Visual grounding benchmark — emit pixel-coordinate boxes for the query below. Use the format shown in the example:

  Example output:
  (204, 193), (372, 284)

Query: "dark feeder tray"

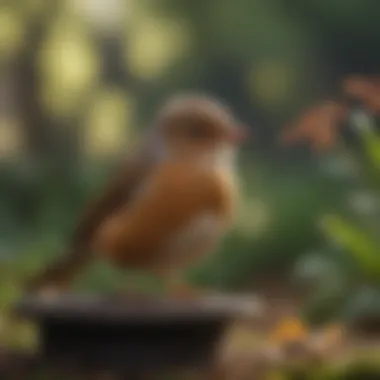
(14, 293), (262, 375)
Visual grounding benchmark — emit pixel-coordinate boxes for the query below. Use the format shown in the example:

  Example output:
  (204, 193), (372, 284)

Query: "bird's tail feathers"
(24, 247), (92, 294)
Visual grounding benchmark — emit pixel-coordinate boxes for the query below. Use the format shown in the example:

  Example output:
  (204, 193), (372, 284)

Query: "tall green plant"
(295, 110), (380, 325)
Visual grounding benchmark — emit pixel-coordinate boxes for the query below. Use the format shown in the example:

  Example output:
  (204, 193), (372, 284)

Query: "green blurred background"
(1, 0), (380, 339)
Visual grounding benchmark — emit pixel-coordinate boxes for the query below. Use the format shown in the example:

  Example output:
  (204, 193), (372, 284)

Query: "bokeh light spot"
(38, 17), (99, 117)
(83, 88), (135, 158)
(125, 17), (191, 80)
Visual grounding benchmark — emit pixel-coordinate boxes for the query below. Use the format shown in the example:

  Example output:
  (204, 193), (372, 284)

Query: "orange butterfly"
(278, 101), (348, 152)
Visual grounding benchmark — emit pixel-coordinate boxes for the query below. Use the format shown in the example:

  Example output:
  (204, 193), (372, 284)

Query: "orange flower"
(343, 75), (380, 115)
(278, 101), (348, 152)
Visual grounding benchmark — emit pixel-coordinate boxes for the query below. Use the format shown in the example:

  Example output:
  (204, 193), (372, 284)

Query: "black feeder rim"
(14, 293), (263, 374)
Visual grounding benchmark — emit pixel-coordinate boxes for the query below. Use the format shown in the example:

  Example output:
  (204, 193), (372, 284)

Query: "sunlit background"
(1, 0), (380, 378)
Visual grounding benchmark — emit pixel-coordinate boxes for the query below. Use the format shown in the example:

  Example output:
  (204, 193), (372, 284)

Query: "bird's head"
(151, 94), (248, 165)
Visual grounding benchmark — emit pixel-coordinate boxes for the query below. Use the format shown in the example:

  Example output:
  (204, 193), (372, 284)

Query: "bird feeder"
(14, 293), (262, 378)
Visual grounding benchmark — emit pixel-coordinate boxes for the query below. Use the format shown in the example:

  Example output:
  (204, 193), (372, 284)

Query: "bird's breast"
(94, 161), (239, 270)
(148, 167), (239, 271)
(158, 212), (225, 267)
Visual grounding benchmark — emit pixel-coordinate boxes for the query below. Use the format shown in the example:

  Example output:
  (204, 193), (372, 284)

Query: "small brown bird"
(27, 94), (247, 297)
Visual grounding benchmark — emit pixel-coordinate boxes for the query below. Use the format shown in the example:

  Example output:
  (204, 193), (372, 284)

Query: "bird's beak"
(227, 125), (251, 144)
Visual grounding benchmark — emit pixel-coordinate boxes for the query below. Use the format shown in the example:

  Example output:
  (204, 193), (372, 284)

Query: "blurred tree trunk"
(15, 7), (56, 161)
(14, 1), (80, 168)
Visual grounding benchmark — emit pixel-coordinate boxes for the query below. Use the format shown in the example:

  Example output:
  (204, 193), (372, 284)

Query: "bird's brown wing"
(26, 141), (156, 292)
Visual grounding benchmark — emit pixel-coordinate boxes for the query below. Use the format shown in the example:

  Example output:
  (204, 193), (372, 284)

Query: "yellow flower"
(269, 317), (308, 344)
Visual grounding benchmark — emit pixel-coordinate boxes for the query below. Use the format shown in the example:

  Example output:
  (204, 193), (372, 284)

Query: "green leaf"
(361, 129), (380, 171)
(320, 214), (380, 279)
